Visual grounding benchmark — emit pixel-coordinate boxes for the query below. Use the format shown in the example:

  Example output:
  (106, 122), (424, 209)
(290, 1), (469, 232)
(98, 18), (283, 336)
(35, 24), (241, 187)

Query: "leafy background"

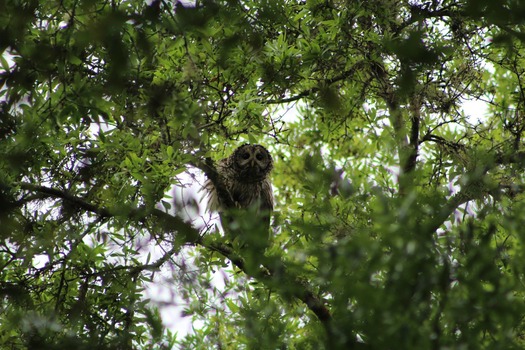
(2, 0), (525, 349)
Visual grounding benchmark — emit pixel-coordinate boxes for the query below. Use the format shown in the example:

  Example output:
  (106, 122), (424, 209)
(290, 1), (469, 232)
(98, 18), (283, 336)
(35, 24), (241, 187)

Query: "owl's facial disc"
(233, 144), (272, 181)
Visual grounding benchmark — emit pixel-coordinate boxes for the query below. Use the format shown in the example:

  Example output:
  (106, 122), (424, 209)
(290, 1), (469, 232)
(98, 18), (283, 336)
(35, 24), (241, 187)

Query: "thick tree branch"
(13, 181), (334, 328)
(421, 147), (525, 234)
(405, 96), (422, 175)
(192, 160), (335, 324)
(372, 58), (413, 194)
(15, 182), (200, 241)
(422, 188), (473, 235)
(203, 240), (332, 323)
(16, 182), (112, 217)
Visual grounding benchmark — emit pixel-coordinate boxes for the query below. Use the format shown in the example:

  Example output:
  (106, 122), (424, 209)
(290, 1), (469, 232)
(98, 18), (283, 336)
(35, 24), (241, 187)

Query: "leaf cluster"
(3, 0), (525, 349)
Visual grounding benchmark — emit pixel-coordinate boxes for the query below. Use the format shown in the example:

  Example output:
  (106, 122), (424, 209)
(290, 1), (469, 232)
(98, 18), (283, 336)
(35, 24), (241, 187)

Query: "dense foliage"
(3, 0), (525, 348)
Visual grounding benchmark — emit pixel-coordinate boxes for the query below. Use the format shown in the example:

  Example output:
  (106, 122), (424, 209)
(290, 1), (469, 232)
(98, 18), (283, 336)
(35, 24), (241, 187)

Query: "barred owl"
(203, 144), (274, 235)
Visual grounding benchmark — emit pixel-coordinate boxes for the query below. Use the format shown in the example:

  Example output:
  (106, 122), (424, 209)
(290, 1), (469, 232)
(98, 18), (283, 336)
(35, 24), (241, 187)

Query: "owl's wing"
(259, 180), (274, 237)
(260, 179), (274, 212)
(201, 177), (220, 213)
(200, 158), (230, 213)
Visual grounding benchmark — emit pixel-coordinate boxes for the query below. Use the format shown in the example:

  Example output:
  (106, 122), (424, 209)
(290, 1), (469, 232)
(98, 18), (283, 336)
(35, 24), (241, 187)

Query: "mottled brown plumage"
(203, 144), (274, 235)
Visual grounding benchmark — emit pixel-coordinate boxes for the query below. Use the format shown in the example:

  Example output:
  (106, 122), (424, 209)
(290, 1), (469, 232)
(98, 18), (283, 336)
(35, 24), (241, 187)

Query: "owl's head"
(231, 144), (273, 182)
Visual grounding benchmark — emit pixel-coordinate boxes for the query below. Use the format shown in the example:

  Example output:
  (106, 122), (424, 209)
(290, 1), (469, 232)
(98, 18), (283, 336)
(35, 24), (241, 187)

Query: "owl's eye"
(242, 152), (250, 160)
(256, 153), (264, 161)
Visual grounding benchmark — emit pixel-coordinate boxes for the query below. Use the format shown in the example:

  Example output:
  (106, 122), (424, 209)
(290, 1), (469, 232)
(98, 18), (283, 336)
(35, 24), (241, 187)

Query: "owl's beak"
(250, 158), (256, 167)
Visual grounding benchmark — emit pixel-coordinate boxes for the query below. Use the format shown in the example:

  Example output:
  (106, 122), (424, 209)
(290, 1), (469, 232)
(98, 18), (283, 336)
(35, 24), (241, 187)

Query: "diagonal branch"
(422, 189), (473, 235)
(186, 161), (335, 324)
(203, 240), (332, 323)
(421, 148), (525, 235)
(12, 181), (334, 327)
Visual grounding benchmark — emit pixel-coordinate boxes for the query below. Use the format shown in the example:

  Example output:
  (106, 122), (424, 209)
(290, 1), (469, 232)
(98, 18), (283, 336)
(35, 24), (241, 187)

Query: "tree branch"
(420, 153), (519, 235)
(80, 244), (180, 279)
(203, 240), (332, 322)
(405, 96), (422, 175)
(422, 189), (473, 235)
(396, 6), (459, 34)
(264, 63), (364, 105)
(15, 182), (200, 241)
(265, 89), (317, 105)
(13, 181), (334, 327)
(16, 182), (112, 217)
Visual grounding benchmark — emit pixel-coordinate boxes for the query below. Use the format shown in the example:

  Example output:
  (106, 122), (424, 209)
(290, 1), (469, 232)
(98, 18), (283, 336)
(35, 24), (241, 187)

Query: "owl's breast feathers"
(203, 161), (273, 212)
(202, 144), (274, 216)
(229, 179), (274, 212)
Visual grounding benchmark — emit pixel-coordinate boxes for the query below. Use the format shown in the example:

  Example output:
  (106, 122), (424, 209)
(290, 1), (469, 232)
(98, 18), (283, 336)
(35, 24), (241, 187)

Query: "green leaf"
(3, 1), (525, 349)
